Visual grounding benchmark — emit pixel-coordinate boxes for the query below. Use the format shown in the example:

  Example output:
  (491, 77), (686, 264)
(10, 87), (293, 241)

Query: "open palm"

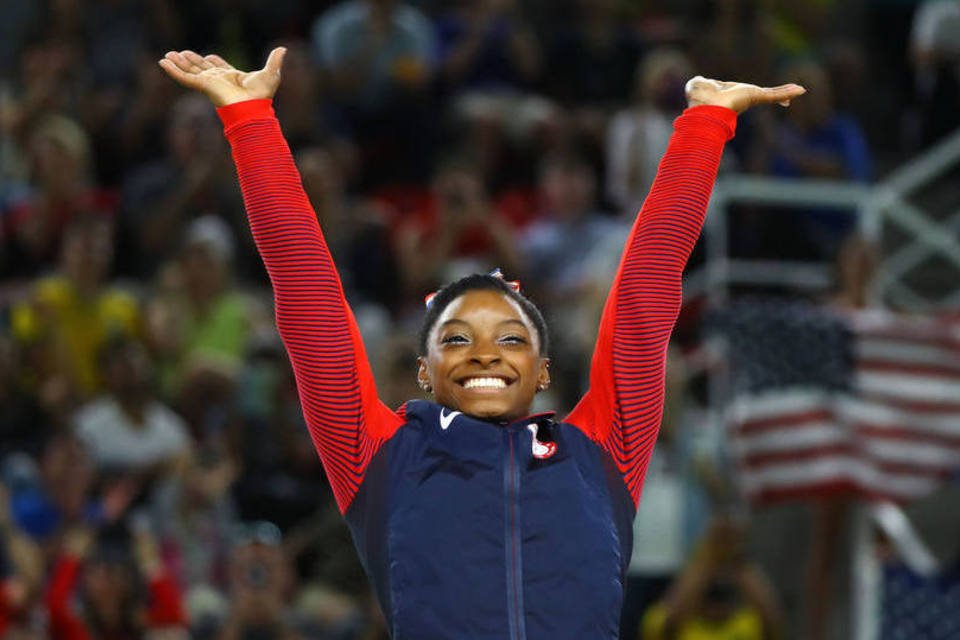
(158, 47), (286, 107)
(685, 76), (806, 113)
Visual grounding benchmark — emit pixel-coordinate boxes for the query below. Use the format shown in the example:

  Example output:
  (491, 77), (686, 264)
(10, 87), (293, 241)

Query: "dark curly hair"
(418, 273), (549, 357)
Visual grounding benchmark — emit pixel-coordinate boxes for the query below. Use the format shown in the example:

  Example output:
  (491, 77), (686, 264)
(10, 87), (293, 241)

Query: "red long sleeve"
(45, 556), (88, 640)
(144, 572), (186, 626)
(219, 100), (404, 514)
(566, 105), (736, 507)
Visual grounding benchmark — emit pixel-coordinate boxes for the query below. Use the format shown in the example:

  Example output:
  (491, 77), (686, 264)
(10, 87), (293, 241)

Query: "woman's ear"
(537, 357), (551, 392)
(417, 357), (432, 394)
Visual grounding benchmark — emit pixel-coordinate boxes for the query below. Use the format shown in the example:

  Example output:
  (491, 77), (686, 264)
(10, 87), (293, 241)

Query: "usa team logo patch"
(527, 424), (557, 459)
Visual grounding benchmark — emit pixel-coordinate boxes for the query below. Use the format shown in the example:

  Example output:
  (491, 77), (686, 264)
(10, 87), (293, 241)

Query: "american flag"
(881, 563), (960, 639)
(713, 298), (960, 504)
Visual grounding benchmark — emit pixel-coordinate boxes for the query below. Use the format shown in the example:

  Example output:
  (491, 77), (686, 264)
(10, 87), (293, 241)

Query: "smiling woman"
(158, 47), (804, 640)
(417, 281), (550, 421)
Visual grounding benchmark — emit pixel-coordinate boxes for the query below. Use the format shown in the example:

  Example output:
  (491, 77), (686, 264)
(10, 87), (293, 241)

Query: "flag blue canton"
(881, 564), (960, 639)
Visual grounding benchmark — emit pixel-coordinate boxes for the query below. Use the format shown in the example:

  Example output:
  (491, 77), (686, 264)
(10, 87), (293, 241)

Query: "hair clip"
(423, 269), (523, 309)
(489, 268), (521, 293)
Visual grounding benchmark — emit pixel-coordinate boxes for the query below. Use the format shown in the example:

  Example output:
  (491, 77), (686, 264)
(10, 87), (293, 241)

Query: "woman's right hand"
(158, 47), (287, 107)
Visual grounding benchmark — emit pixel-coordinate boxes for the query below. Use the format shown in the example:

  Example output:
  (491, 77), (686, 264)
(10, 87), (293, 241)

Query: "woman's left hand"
(158, 47), (286, 107)
(685, 76), (806, 113)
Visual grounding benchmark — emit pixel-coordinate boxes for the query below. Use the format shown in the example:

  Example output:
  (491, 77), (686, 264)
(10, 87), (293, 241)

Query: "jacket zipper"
(503, 428), (526, 640)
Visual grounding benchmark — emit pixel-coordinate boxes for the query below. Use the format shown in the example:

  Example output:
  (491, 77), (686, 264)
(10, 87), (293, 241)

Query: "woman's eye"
(441, 335), (468, 344)
(500, 335), (526, 345)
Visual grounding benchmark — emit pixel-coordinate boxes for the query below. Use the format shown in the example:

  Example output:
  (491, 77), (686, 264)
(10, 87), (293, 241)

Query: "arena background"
(1, 0), (959, 638)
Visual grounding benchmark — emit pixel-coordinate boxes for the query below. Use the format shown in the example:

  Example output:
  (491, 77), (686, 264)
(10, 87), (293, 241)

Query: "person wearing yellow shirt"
(641, 516), (783, 640)
(12, 216), (139, 401)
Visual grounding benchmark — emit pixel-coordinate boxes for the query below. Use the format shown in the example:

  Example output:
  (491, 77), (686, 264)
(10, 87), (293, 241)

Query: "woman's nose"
(469, 342), (501, 366)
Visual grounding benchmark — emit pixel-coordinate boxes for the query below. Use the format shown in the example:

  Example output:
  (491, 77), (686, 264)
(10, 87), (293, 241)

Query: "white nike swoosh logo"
(439, 409), (462, 430)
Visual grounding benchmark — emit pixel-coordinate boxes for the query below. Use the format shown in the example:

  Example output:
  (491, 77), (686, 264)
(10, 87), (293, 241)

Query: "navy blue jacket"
(347, 401), (635, 639)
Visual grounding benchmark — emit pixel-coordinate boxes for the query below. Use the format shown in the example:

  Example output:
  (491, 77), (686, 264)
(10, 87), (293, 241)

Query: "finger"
(204, 54), (233, 70)
(182, 49), (212, 71)
(163, 51), (199, 74)
(757, 84), (806, 107)
(158, 58), (204, 89)
(263, 46), (287, 77)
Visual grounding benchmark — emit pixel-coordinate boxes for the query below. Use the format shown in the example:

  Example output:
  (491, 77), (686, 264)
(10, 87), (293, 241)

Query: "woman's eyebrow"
(498, 319), (529, 330)
(438, 318), (528, 330)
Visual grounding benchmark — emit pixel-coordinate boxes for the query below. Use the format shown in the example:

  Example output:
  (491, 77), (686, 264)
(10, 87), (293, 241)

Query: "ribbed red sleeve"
(219, 99), (404, 514)
(566, 105), (736, 507)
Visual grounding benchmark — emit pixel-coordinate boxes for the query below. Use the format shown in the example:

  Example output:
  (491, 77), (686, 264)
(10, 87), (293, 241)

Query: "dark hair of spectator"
(417, 274), (550, 357)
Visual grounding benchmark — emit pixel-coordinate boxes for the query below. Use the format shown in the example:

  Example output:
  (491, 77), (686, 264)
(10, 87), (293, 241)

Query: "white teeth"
(463, 377), (508, 390)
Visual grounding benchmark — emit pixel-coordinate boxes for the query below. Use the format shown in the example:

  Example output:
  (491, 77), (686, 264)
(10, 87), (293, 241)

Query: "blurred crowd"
(0, 0), (957, 638)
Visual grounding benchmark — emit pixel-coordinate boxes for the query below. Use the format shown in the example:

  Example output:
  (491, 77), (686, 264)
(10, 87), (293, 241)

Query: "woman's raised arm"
(565, 78), (805, 507)
(159, 49), (404, 514)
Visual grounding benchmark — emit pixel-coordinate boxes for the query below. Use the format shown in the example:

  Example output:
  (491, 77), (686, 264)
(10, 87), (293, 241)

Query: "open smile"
(457, 375), (515, 392)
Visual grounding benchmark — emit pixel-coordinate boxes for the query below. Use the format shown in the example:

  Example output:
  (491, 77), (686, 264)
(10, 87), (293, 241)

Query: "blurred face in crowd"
(181, 242), (228, 303)
(783, 61), (833, 129)
(275, 40), (316, 98)
(419, 289), (549, 421)
(42, 436), (93, 517)
(29, 118), (91, 192)
(539, 158), (596, 220)
(83, 558), (134, 609)
(102, 341), (153, 399)
(167, 95), (221, 165)
(435, 163), (485, 215)
(639, 49), (693, 112)
(60, 217), (114, 289)
(298, 147), (345, 211)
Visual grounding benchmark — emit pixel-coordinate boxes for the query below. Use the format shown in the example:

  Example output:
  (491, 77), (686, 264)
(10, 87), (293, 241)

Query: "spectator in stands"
(8, 435), (93, 549)
(434, 0), (542, 95)
(11, 215), (138, 408)
(312, 0), (436, 187)
(120, 94), (244, 278)
(273, 39), (353, 154)
(145, 215), (261, 436)
(691, 0), (776, 83)
(217, 521), (302, 640)
(395, 153), (521, 298)
(297, 146), (400, 313)
(45, 524), (187, 639)
(433, 0), (556, 191)
(543, 0), (641, 172)
(1, 115), (118, 279)
(518, 151), (621, 403)
(755, 59), (870, 183)
(746, 58), (871, 259)
(0, 334), (52, 461)
(521, 152), (618, 297)
(74, 336), (191, 479)
(0, 485), (44, 636)
(909, 0), (960, 147)
(312, 0), (435, 109)
(151, 450), (239, 595)
(229, 342), (330, 530)
(641, 516), (783, 640)
(116, 54), (183, 172)
(545, 0), (640, 110)
(606, 48), (693, 215)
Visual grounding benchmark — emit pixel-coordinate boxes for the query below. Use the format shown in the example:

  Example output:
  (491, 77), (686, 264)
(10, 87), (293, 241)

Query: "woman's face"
(419, 290), (549, 422)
